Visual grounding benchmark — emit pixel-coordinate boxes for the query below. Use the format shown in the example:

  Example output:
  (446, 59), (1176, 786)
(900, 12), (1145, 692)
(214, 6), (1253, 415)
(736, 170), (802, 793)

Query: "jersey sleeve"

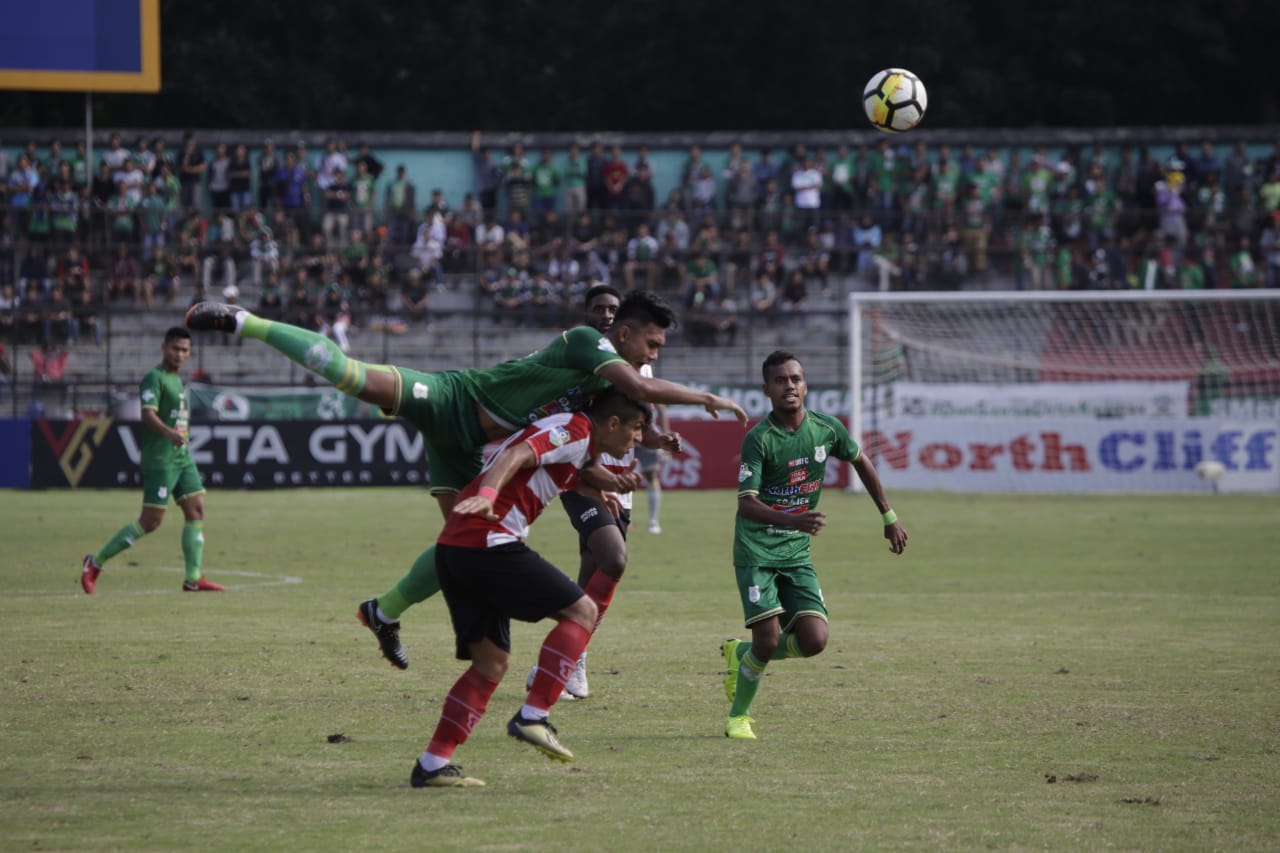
(138, 369), (161, 411)
(737, 429), (765, 498)
(562, 326), (628, 375)
(524, 413), (594, 468)
(827, 412), (861, 462)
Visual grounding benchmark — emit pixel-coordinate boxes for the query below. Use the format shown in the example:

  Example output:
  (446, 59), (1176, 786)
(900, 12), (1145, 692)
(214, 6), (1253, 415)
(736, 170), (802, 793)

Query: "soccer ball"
(1194, 460), (1226, 482)
(863, 68), (928, 133)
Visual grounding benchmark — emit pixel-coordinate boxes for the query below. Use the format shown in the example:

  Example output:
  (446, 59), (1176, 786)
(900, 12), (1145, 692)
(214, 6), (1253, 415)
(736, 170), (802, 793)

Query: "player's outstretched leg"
(357, 598), (408, 669)
(184, 302), (244, 334)
(185, 303), (379, 399)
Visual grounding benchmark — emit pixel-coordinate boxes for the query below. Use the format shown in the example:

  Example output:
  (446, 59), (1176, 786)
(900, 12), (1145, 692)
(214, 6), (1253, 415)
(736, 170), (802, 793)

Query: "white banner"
(891, 382), (1189, 420)
(863, 417), (1278, 492)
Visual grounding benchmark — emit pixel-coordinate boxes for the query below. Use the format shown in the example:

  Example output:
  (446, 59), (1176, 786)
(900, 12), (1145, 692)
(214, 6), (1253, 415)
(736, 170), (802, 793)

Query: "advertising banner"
(655, 419), (850, 491)
(860, 417), (1278, 493)
(23, 416), (1275, 494)
(29, 419), (428, 489)
(0, 419), (31, 488)
(186, 385), (383, 421)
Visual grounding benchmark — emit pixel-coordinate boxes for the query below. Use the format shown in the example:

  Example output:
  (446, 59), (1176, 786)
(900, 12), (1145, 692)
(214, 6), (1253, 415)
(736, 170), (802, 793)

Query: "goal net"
(847, 289), (1280, 493)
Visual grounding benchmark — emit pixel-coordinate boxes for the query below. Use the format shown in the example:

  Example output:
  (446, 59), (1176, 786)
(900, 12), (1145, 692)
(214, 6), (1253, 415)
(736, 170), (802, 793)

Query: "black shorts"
(561, 490), (630, 553)
(435, 542), (584, 661)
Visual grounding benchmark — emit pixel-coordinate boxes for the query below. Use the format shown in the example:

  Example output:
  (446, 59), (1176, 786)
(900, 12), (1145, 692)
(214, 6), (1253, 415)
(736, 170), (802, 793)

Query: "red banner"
(657, 419), (851, 490)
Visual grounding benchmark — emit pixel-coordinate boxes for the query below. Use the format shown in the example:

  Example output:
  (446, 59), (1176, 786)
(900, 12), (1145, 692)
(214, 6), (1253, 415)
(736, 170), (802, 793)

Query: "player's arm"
(141, 407), (185, 448)
(639, 403), (680, 452)
(599, 362), (747, 425)
(851, 453), (908, 555)
(737, 493), (827, 535)
(452, 441), (539, 520)
(578, 459), (642, 495)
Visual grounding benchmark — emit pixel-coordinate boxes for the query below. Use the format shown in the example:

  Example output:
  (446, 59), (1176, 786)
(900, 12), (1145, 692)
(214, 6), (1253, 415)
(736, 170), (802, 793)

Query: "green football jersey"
(733, 410), (859, 566)
(458, 325), (628, 429)
(138, 366), (191, 469)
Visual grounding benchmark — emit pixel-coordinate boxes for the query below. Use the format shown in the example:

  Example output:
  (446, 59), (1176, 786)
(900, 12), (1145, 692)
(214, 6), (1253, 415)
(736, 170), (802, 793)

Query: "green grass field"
(2, 488), (1278, 851)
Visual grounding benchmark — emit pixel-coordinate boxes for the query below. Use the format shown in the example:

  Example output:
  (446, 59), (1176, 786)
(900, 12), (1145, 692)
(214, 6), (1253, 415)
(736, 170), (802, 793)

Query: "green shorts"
(733, 563), (828, 631)
(141, 461), (205, 508)
(387, 367), (487, 496)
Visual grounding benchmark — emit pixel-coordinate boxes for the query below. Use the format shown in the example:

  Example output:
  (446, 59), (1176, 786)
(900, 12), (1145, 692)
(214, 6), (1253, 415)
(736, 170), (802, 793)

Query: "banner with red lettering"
(661, 417), (1278, 492)
(852, 418), (1276, 493)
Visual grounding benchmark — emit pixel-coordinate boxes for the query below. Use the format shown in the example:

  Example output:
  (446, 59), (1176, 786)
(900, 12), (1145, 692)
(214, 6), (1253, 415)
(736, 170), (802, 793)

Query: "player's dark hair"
(584, 283), (622, 311)
(165, 326), (192, 343)
(762, 349), (800, 380)
(614, 290), (678, 331)
(586, 388), (651, 429)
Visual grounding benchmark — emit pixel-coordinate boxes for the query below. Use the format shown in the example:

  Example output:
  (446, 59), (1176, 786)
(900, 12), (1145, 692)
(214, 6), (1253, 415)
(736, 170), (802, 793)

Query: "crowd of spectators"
(2, 130), (1280, 355)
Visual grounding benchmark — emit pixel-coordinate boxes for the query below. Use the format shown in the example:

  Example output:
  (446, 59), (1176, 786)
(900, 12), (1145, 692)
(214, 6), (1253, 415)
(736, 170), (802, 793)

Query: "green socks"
(377, 545), (441, 621)
(181, 521), (204, 582)
(241, 314), (368, 395)
(730, 649), (767, 717)
(95, 521), (145, 566)
(728, 633), (804, 716)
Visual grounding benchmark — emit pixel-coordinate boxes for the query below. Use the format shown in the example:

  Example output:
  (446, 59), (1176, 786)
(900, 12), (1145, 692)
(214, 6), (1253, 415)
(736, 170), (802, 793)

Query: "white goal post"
(847, 289), (1280, 493)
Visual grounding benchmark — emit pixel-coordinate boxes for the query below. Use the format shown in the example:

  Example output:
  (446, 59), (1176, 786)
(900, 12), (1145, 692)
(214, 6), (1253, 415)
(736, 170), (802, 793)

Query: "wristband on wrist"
(478, 486), (499, 503)
(881, 509), (898, 525)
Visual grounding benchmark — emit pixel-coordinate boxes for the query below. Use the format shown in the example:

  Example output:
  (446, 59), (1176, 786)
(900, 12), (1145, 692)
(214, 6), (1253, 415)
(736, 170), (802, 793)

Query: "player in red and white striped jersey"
(440, 411), (596, 549)
(410, 389), (649, 788)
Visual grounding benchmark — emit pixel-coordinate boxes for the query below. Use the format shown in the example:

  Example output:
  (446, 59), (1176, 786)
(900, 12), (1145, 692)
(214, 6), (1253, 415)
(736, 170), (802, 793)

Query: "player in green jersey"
(81, 327), (224, 594)
(184, 291), (746, 668)
(721, 350), (907, 740)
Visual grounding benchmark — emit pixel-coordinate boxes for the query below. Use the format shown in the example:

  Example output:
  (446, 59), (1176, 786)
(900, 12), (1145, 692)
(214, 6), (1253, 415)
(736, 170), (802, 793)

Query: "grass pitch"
(1, 488), (1278, 851)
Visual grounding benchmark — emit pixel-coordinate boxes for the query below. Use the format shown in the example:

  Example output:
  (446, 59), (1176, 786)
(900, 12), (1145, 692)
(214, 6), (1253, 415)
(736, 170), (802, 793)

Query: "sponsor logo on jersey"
(597, 337), (617, 353)
(738, 463), (752, 483)
(579, 507), (598, 523)
(788, 467), (806, 485)
(549, 426), (572, 446)
(764, 481), (821, 497)
(788, 456), (810, 467)
(815, 445), (827, 462)
(413, 382), (430, 399)
(141, 389), (156, 403)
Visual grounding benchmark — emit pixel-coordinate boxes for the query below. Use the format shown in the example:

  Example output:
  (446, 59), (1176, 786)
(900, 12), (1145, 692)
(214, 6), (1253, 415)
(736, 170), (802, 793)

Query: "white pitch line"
(18, 567), (304, 598)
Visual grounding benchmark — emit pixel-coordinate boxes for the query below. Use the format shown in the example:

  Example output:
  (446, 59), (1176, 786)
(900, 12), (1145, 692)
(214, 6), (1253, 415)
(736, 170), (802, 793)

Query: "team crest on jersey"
(549, 426), (572, 446)
(305, 341), (333, 372)
(815, 445), (827, 462)
(738, 463), (752, 483)
(597, 337), (617, 353)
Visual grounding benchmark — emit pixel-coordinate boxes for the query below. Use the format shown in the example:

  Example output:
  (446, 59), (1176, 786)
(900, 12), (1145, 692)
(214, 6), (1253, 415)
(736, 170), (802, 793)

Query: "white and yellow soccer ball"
(863, 68), (928, 133)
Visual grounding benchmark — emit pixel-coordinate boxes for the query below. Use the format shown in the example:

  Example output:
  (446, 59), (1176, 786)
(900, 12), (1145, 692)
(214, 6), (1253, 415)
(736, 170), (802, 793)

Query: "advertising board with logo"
(29, 419), (428, 489)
